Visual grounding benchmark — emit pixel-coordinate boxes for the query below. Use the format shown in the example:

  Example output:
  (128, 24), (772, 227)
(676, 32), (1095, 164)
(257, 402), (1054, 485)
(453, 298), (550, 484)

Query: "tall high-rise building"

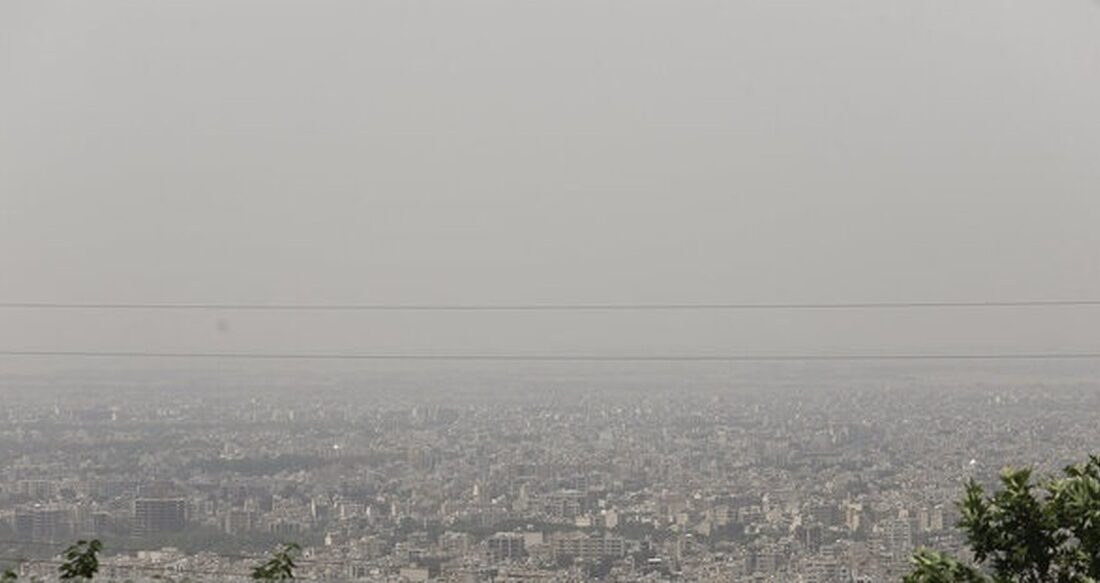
(133, 498), (186, 537)
(13, 505), (72, 542)
(486, 533), (526, 562)
(550, 532), (625, 562)
(223, 509), (257, 534)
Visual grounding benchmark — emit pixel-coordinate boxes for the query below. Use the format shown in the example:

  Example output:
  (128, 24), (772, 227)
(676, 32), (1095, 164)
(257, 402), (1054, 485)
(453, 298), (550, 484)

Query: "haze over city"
(1, 1), (1099, 581)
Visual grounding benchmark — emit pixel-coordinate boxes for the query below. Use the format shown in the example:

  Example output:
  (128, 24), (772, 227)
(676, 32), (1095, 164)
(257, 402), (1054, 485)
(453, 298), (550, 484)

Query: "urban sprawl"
(1, 364), (1097, 581)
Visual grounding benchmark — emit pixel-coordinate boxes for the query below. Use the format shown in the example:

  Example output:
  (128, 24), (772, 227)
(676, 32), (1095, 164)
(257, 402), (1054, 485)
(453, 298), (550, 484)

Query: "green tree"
(251, 543), (300, 580)
(1, 568), (18, 582)
(906, 549), (987, 582)
(906, 455), (1100, 582)
(58, 539), (102, 580)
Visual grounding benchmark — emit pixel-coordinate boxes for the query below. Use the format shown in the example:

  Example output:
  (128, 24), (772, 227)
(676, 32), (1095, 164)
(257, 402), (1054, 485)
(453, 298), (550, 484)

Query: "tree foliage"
(251, 543), (300, 580)
(58, 539), (102, 580)
(906, 455), (1100, 582)
(905, 549), (988, 582)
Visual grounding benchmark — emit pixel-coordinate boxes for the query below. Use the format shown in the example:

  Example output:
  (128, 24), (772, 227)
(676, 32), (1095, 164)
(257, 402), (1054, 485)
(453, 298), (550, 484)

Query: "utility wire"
(3, 350), (1100, 361)
(2, 300), (1100, 311)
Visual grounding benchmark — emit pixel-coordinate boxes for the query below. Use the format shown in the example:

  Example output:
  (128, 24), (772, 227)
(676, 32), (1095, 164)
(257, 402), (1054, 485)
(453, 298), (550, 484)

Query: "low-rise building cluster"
(1, 365), (1096, 580)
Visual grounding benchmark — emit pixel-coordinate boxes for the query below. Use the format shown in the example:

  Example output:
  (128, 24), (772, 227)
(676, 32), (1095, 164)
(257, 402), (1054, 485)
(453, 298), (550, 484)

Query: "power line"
(2, 300), (1100, 311)
(3, 350), (1100, 362)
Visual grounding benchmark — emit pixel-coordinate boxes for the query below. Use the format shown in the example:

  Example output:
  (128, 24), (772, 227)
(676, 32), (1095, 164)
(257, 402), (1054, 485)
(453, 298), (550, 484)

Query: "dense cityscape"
(4, 0), (1098, 580)
(2, 362), (1096, 581)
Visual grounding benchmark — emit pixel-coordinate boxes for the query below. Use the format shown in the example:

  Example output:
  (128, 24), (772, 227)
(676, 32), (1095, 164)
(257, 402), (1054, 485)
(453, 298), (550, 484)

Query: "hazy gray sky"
(2, 0), (1099, 358)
